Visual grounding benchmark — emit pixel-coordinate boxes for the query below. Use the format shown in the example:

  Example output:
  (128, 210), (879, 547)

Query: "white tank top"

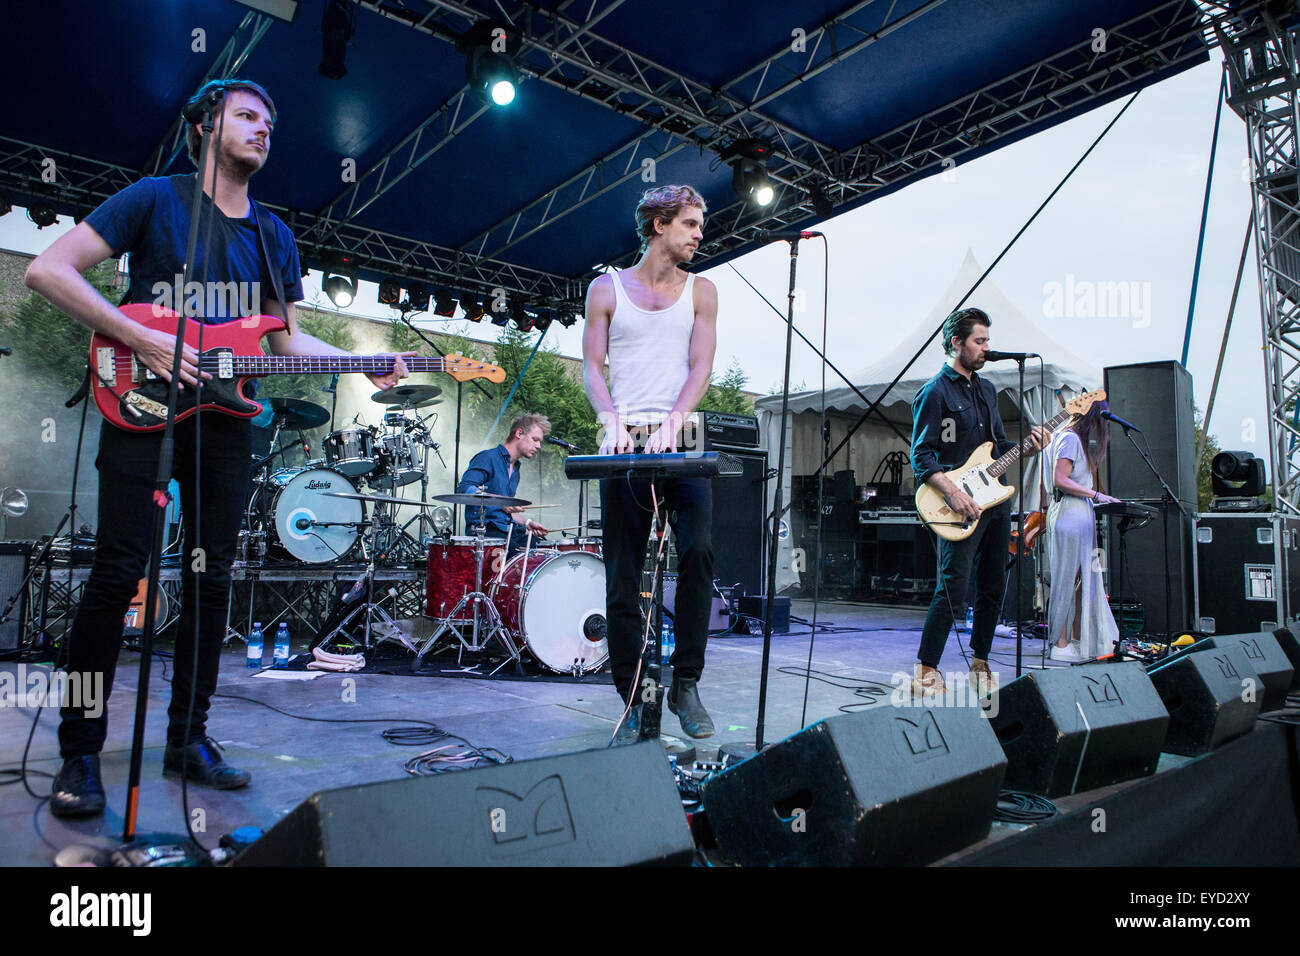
(607, 269), (695, 426)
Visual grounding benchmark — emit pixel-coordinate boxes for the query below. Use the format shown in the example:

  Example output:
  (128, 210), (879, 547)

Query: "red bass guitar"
(89, 304), (505, 432)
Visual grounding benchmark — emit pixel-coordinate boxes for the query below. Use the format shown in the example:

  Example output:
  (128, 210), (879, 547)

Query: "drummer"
(457, 412), (551, 555)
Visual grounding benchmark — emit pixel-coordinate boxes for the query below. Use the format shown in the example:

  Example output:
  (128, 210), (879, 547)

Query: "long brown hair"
(1069, 398), (1110, 470)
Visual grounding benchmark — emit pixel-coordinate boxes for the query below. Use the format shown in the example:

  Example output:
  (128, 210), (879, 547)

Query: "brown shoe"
(911, 663), (946, 700)
(969, 658), (999, 698)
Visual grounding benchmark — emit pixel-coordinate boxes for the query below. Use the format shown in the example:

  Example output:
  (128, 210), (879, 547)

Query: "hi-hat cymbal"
(261, 397), (329, 430)
(372, 384), (442, 407)
(433, 491), (531, 508)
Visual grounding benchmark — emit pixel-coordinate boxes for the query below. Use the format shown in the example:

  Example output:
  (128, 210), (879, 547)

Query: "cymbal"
(372, 384), (442, 407)
(324, 491), (444, 508)
(261, 397), (329, 430)
(433, 491), (531, 508)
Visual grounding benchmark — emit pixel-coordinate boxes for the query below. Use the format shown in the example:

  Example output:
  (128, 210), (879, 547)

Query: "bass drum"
(267, 467), (362, 563)
(492, 549), (607, 674)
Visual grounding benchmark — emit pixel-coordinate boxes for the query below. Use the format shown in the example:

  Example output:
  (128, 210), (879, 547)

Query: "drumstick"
(511, 503), (563, 510)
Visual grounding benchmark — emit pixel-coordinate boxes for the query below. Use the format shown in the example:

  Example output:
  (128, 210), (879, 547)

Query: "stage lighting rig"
(27, 202), (58, 229)
(461, 20), (520, 107)
(725, 139), (774, 207)
(461, 296), (486, 322)
(406, 283), (430, 312)
(509, 300), (533, 332)
(808, 181), (833, 219)
(433, 287), (457, 317)
(318, 0), (355, 79)
(556, 306), (578, 328)
(1211, 450), (1267, 498)
(533, 308), (554, 332)
(378, 276), (402, 306)
(322, 253), (358, 308)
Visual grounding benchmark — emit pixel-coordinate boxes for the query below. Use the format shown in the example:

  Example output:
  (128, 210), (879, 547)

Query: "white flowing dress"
(1047, 431), (1119, 658)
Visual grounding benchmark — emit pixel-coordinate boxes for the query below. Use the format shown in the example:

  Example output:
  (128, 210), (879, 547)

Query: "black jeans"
(58, 415), (250, 758)
(917, 501), (1010, 668)
(600, 476), (713, 703)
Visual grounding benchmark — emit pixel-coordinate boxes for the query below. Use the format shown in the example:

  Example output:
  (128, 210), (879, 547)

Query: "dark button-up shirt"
(911, 363), (1015, 488)
(456, 444), (519, 538)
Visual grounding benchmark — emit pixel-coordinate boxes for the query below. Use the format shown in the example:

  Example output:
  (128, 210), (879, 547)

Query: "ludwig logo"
(1081, 673), (1123, 707)
(893, 712), (950, 761)
(476, 775), (576, 856)
(305, 480), (332, 490)
(1213, 654), (1240, 681)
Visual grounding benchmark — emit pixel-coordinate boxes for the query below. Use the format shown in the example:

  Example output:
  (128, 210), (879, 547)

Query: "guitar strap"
(248, 197), (290, 332)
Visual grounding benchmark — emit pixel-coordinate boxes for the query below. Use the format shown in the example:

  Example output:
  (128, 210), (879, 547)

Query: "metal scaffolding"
(1221, 6), (1300, 514)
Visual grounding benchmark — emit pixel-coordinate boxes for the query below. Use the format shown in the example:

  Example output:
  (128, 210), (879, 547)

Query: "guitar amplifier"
(699, 410), (760, 449)
(0, 542), (31, 651)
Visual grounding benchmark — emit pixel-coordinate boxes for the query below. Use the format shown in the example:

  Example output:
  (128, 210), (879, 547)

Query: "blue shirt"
(84, 173), (303, 323)
(457, 445), (519, 538)
(911, 363), (1015, 488)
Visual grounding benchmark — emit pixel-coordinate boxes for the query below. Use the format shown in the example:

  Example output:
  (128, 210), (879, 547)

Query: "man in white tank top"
(583, 185), (719, 741)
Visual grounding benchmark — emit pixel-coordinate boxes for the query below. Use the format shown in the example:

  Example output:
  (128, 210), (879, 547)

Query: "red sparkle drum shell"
(491, 549), (608, 674)
(553, 537), (602, 554)
(424, 537), (507, 620)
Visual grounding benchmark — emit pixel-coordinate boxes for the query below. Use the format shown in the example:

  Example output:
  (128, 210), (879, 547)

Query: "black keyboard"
(564, 451), (743, 480)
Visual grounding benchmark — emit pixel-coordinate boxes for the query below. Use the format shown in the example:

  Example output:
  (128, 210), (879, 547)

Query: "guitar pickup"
(214, 349), (234, 380)
(96, 347), (115, 383)
(131, 356), (156, 382)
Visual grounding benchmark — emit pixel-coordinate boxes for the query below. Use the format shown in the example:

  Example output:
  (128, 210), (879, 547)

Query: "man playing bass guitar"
(24, 79), (408, 817)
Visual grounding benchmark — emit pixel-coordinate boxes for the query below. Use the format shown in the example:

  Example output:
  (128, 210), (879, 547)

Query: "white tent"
(756, 250), (1104, 592)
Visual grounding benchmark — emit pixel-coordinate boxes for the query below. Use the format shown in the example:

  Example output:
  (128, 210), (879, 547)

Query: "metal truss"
(1220, 6), (1300, 514)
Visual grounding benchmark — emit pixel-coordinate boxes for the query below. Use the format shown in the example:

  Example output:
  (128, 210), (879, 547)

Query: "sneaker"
(163, 736), (251, 790)
(50, 755), (107, 818)
(969, 658), (999, 698)
(911, 663), (946, 700)
(1050, 642), (1084, 663)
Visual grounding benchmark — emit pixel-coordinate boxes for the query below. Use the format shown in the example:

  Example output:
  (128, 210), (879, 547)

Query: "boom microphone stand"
(1123, 426), (1191, 654)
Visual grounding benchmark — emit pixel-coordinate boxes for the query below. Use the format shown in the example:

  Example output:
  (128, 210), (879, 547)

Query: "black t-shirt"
(84, 173), (303, 324)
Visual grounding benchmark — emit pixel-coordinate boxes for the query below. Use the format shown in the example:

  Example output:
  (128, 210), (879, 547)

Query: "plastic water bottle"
(246, 622), (264, 669)
(965, 606), (974, 632)
(661, 619), (675, 662)
(273, 622), (290, 669)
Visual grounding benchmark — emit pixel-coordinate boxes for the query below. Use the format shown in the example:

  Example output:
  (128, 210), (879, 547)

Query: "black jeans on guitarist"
(917, 500), (1010, 668)
(58, 414), (250, 758)
(600, 476), (713, 704)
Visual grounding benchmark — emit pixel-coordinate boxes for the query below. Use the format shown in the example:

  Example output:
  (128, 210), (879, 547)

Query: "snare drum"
(491, 549), (608, 674)
(264, 467), (362, 563)
(554, 537), (601, 555)
(425, 536), (507, 620)
(323, 427), (378, 476)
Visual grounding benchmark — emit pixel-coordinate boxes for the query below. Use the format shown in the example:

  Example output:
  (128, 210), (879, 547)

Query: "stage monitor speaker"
(701, 705), (1006, 866)
(0, 542), (30, 651)
(988, 662), (1169, 796)
(234, 741), (694, 866)
(1167, 633), (1295, 714)
(834, 469), (856, 501)
(711, 447), (765, 597)
(1104, 360), (1196, 505)
(1146, 645), (1261, 755)
(1272, 627), (1300, 691)
(1106, 499), (1194, 638)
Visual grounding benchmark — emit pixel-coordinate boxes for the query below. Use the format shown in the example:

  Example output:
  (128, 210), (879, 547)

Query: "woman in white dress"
(1048, 401), (1121, 662)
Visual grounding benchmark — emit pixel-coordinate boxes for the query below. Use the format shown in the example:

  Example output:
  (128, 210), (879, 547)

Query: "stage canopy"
(0, 0), (1233, 310)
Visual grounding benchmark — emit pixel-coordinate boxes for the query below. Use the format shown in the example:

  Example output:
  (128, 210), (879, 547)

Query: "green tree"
(702, 358), (755, 415)
(254, 305), (356, 403)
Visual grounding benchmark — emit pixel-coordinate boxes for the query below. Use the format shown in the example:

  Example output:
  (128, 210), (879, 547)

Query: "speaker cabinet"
(711, 447), (766, 597)
(1146, 646), (1261, 755)
(1169, 633), (1296, 714)
(1193, 513), (1300, 635)
(988, 662), (1169, 796)
(1104, 361), (1196, 505)
(234, 742), (694, 866)
(0, 542), (30, 651)
(1106, 499), (1194, 638)
(701, 705), (1006, 866)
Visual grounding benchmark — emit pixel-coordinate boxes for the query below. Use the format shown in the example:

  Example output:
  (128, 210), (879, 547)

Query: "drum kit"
(239, 389), (607, 677)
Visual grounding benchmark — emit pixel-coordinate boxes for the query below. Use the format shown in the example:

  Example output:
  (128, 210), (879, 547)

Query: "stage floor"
(0, 599), (1208, 866)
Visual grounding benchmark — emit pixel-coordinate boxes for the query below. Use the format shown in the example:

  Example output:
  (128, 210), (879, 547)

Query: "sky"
(0, 50), (1268, 469)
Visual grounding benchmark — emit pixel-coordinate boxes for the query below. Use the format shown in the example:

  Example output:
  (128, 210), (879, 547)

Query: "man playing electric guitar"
(909, 308), (1046, 700)
(24, 79), (409, 817)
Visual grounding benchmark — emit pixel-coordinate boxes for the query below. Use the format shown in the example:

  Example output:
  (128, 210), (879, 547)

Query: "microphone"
(983, 350), (1040, 362)
(1101, 410), (1142, 433)
(294, 517), (313, 532)
(756, 230), (824, 244)
(546, 435), (580, 452)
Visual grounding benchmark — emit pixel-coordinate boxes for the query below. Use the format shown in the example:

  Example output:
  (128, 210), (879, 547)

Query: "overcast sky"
(1, 51), (1266, 468)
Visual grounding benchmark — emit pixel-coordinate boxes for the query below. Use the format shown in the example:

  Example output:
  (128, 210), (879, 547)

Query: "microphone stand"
(1122, 428), (1191, 654)
(755, 237), (802, 751)
(1014, 357), (1027, 678)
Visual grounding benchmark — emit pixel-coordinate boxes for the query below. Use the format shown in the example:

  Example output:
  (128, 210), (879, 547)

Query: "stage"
(2, 597), (1296, 867)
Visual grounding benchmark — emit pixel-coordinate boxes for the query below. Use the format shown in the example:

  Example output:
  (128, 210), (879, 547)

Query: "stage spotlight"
(727, 138), (774, 207)
(509, 301), (533, 332)
(1211, 450), (1267, 497)
(808, 181), (833, 219)
(378, 277), (402, 306)
(322, 254), (358, 309)
(406, 283), (430, 312)
(533, 308), (554, 332)
(27, 203), (58, 229)
(462, 20), (519, 107)
(489, 306), (510, 327)
(433, 287), (457, 317)
(556, 307), (577, 328)
(461, 296), (486, 322)
(318, 0), (355, 80)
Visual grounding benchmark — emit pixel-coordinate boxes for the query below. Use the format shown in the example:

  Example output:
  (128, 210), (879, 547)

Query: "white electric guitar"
(914, 389), (1106, 542)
